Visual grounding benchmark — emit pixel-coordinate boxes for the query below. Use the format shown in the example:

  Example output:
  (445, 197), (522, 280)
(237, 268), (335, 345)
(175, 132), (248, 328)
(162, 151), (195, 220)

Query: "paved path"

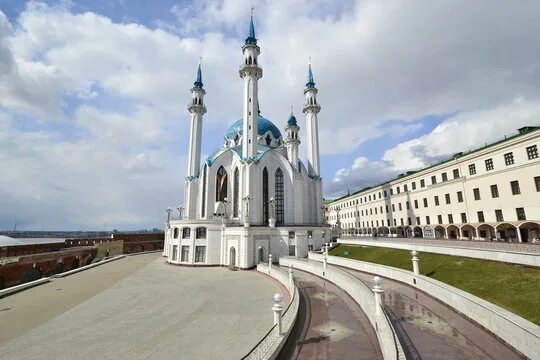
(341, 267), (522, 360)
(278, 268), (382, 360)
(0, 255), (285, 360)
(342, 236), (540, 254)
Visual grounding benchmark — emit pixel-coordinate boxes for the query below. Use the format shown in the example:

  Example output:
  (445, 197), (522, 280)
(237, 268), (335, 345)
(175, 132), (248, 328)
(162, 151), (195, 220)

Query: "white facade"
(164, 15), (328, 268)
(326, 127), (540, 242)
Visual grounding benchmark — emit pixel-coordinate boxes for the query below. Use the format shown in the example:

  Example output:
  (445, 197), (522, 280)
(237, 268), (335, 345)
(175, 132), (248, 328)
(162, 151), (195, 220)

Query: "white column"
(268, 254), (272, 271)
(372, 276), (384, 316)
(411, 250), (420, 276)
(288, 264), (294, 291)
(272, 293), (283, 336)
(517, 227), (523, 243)
(187, 111), (203, 177)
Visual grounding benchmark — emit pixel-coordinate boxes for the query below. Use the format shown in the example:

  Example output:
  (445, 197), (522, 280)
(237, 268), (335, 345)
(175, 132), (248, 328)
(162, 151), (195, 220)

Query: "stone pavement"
(342, 267), (522, 360)
(343, 236), (540, 254)
(278, 268), (382, 360)
(0, 254), (285, 360)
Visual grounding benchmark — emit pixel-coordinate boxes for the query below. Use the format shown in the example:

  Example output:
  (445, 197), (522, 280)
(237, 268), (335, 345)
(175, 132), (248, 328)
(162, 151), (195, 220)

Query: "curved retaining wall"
(337, 238), (540, 267)
(279, 256), (405, 360)
(310, 252), (540, 359)
(241, 263), (300, 360)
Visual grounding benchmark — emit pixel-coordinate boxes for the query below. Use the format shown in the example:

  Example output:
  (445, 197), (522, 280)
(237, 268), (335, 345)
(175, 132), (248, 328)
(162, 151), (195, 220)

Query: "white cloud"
(1, 1), (540, 227)
(329, 100), (540, 197)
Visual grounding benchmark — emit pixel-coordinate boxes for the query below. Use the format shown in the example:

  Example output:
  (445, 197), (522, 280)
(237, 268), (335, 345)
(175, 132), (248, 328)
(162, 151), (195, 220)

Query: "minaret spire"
(246, 6), (257, 45)
(185, 58), (207, 219)
(239, 9), (263, 160)
(303, 58), (323, 224)
(194, 56), (203, 88)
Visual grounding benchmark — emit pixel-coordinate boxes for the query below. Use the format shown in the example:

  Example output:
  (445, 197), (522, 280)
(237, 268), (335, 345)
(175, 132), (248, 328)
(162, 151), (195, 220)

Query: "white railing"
(280, 256), (405, 360)
(316, 253), (540, 359)
(241, 263), (299, 360)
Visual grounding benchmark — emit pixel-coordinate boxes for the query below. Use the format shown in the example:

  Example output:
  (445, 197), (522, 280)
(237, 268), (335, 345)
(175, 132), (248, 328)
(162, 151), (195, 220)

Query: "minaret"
(239, 10), (263, 160)
(303, 60), (321, 178)
(185, 59), (206, 219)
(284, 108), (300, 172)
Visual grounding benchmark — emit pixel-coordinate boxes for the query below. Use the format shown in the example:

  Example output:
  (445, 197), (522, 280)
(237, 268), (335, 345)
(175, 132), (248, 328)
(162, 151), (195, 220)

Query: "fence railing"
(241, 263), (299, 360)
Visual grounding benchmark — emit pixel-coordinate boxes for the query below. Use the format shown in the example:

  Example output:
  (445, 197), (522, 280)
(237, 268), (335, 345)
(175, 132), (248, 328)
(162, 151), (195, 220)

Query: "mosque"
(163, 14), (328, 268)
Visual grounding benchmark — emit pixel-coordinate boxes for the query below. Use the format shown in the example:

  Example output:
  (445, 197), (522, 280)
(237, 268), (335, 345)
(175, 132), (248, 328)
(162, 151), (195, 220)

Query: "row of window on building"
(170, 245), (206, 262)
(172, 227), (207, 239)
(340, 207), (528, 229)
(330, 145), (538, 211)
(328, 176), (540, 222)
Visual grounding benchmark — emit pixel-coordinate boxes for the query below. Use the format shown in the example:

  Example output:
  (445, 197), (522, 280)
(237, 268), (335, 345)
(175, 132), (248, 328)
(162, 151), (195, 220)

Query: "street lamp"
(166, 207), (172, 223)
(268, 197), (276, 227)
(177, 205), (184, 220)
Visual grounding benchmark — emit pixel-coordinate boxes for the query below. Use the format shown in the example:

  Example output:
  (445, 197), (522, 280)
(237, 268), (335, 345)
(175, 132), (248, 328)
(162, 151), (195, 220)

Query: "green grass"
(329, 244), (540, 325)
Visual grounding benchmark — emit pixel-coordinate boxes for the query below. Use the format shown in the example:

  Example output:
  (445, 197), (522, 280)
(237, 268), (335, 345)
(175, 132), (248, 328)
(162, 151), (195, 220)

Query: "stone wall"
(0, 248), (96, 290)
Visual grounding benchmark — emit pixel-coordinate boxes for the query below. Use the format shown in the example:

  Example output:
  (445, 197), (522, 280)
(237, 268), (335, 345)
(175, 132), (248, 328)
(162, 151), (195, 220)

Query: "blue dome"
(287, 114), (297, 127)
(225, 115), (283, 140)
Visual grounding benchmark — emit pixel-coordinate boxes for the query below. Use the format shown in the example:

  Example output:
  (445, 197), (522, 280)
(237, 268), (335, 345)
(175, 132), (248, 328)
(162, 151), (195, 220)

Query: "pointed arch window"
(275, 168), (284, 225)
(265, 134), (272, 146)
(233, 167), (239, 218)
(263, 167), (269, 224)
(201, 164), (207, 218)
(216, 166), (228, 202)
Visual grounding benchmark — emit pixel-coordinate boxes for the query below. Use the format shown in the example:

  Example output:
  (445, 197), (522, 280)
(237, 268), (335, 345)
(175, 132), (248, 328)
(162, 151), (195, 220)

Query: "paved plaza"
(0, 253), (285, 360)
(343, 236), (540, 253)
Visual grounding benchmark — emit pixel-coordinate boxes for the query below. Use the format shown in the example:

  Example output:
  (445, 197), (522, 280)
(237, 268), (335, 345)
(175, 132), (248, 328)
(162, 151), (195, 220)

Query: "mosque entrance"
(257, 247), (264, 264)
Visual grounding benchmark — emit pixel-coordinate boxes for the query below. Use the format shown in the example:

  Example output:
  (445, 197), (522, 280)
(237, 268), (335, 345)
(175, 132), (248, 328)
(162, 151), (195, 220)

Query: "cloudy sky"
(0, 0), (539, 230)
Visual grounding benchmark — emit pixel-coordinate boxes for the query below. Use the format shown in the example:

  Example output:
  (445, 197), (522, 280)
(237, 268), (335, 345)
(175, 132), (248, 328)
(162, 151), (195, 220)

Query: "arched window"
(201, 164), (207, 218)
(265, 134), (272, 146)
(262, 167), (269, 224)
(216, 166), (228, 202)
(173, 228), (179, 238)
(275, 168), (284, 224)
(233, 167), (239, 218)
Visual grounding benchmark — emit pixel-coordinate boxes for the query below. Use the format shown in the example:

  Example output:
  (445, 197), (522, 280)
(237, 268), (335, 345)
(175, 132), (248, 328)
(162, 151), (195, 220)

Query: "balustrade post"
(372, 276), (384, 316)
(411, 250), (420, 275)
(272, 293), (283, 336)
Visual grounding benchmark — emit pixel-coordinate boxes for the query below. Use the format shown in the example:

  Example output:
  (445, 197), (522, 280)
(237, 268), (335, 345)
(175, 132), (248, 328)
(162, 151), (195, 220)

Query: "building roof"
(329, 126), (540, 205)
(287, 113), (297, 127)
(306, 63), (316, 89)
(245, 13), (257, 45)
(206, 144), (276, 166)
(225, 115), (283, 140)
(193, 63), (203, 89)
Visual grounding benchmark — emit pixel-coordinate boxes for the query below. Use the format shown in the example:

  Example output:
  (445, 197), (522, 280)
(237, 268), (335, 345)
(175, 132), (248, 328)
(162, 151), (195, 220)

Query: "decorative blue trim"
(245, 14), (257, 45)
(306, 63), (316, 89)
(193, 63), (203, 89)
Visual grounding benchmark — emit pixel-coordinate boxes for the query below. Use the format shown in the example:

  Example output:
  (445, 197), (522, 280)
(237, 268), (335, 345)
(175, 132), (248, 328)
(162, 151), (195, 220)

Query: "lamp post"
(268, 197), (276, 227)
(177, 205), (184, 220)
(165, 207), (172, 223)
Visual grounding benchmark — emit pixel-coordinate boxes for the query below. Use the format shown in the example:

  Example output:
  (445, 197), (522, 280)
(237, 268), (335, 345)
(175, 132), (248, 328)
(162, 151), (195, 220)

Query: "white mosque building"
(163, 14), (328, 268)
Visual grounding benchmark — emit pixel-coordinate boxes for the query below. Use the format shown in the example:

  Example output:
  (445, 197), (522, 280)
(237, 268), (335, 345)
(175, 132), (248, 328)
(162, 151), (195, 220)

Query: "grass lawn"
(329, 244), (540, 325)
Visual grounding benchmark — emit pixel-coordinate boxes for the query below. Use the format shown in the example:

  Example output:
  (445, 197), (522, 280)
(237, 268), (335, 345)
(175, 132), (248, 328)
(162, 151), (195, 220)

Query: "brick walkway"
(343, 236), (540, 254)
(0, 255), (285, 360)
(278, 268), (382, 360)
(342, 267), (522, 360)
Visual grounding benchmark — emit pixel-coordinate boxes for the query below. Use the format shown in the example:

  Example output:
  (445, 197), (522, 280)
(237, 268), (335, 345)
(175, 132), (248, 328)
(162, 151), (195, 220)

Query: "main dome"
(225, 115), (282, 140)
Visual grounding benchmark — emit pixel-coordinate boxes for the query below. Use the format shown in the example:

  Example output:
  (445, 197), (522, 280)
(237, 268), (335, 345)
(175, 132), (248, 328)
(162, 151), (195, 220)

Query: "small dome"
(287, 114), (297, 127)
(225, 115), (283, 141)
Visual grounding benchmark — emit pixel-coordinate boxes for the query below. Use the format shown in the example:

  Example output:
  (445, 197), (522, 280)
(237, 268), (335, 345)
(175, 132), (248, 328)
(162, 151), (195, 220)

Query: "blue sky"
(0, 0), (539, 230)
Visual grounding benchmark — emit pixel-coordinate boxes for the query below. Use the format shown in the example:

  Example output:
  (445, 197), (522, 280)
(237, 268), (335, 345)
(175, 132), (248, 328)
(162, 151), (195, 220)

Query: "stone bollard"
(411, 250), (420, 276)
(288, 264), (294, 291)
(268, 254), (273, 271)
(272, 293), (283, 336)
(372, 276), (384, 316)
